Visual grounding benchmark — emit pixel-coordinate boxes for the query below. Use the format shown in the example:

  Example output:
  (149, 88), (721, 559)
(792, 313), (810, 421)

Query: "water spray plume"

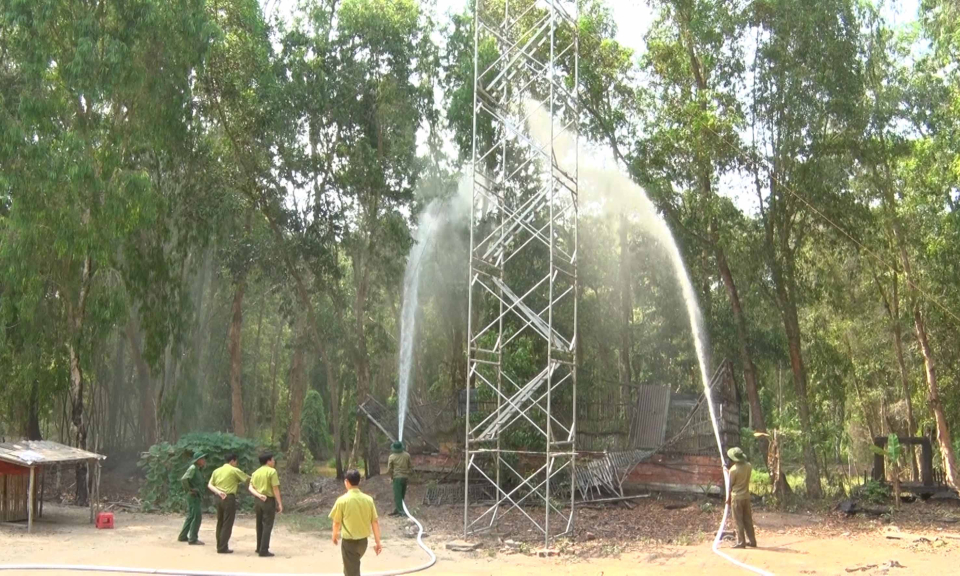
(525, 99), (772, 576)
(397, 178), (472, 442)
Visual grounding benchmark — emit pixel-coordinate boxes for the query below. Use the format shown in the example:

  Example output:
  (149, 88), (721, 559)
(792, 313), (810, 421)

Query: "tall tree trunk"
(349, 416), (362, 469)
(228, 277), (246, 437)
(677, 19), (783, 493)
(107, 331), (125, 450)
(851, 372), (877, 439)
(158, 341), (174, 439)
(324, 349), (344, 479)
(189, 246), (215, 433)
(618, 214), (632, 403)
(286, 322), (307, 474)
(26, 380), (42, 440)
(67, 254), (93, 505)
(874, 269), (921, 481)
(776, 282), (822, 498)
(714, 233), (789, 495)
(451, 322), (465, 396)
(353, 255), (373, 475)
(126, 316), (156, 447)
(366, 421), (381, 478)
(883, 190), (960, 491)
(249, 294), (266, 436)
(269, 326), (282, 444)
(912, 306), (958, 490)
(765, 209), (822, 498)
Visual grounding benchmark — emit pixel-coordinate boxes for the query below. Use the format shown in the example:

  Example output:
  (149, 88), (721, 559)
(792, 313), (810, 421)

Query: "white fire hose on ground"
(0, 500), (436, 576)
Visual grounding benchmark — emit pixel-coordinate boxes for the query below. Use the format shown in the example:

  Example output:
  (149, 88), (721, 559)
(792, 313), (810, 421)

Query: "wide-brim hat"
(192, 451), (207, 463)
(727, 447), (746, 463)
(391, 441), (404, 453)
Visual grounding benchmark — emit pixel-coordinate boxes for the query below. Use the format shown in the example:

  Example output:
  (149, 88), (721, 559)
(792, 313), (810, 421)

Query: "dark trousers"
(255, 497), (277, 554)
(392, 477), (408, 515)
(215, 494), (237, 552)
(732, 498), (757, 547)
(340, 538), (368, 576)
(178, 494), (202, 543)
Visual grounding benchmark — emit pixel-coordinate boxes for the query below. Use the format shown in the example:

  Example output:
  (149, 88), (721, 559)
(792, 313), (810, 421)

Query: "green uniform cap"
(192, 451), (207, 463)
(727, 447), (746, 463)
(391, 441), (404, 453)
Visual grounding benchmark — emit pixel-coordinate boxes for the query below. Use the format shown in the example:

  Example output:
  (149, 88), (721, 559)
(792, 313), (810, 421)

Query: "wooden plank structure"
(871, 435), (954, 499)
(0, 440), (106, 532)
(574, 360), (741, 497)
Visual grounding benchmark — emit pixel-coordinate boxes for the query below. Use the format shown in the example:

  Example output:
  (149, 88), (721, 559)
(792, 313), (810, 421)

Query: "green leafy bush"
(138, 432), (259, 512)
(858, 479), (890, 505)
(301, 390), (332, 459)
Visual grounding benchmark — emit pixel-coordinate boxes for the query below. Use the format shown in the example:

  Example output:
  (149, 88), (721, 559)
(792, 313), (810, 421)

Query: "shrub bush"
(301, 389), (332, 459)
(858, 479), (890, 505)
(138, 432), (258, 512)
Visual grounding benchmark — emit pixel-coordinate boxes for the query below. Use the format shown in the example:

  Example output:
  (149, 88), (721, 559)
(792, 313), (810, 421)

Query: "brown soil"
(15, 458), (960, 576)
(3, 499), (960, 576)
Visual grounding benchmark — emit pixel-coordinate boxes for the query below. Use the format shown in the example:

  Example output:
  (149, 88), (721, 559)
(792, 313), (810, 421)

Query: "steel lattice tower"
(465, 0), (578, 545)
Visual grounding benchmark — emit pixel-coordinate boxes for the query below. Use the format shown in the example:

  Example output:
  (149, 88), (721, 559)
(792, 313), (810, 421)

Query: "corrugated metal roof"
(629, 385), (672, 449)
(0, 440), (105, 466)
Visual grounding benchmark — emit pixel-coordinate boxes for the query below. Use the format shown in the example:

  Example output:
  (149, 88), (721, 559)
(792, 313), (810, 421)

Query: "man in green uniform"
(178, 451), (207, 545)
(725, 447), (757, 549)
(329, 469), (382, 576)
(207, 453), (250, 554)
(386, 441), (412, 517)
(248, 452), (283, 557)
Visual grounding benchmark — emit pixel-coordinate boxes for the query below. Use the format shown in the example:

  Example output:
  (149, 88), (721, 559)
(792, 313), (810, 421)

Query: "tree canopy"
(2, 0), (959, 497)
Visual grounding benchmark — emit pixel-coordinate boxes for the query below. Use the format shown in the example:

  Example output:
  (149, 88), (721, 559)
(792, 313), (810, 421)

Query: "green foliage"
(301, 390), (332, 459)
(871, 433), (902, 464)
(138, 432), (258, 512)
(859, 479), (891, 505)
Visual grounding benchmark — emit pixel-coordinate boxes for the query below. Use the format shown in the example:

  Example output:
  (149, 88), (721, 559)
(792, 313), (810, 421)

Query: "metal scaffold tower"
(465, 0), (579, 545)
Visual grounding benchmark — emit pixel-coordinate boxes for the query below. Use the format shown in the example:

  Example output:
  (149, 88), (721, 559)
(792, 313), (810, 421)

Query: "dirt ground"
(3, 501), (960, 576)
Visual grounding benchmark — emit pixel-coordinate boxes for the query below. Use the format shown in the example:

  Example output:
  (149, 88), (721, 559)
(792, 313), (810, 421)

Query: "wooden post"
(27, 466), (35, 533)
(95, 462), (102, 518)
(89, 461), (94, 524)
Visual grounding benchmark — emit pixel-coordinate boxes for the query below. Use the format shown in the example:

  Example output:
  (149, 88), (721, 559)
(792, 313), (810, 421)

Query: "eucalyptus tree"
(278, 0), (437, 475)
(631, 0), (798, 493)
(0, 0), (215, 499)
(748, 0), (872, 498)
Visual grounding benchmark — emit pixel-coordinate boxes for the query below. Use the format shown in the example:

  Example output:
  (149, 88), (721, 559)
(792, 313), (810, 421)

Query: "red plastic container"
(96, 512), (114, 529)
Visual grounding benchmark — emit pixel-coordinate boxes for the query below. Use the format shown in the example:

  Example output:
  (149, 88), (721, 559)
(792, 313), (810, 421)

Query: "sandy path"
(1, 505), (957, 575)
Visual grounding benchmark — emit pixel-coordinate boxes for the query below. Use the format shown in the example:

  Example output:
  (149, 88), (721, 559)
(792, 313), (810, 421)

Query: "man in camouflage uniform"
(178, 451), (207, 545)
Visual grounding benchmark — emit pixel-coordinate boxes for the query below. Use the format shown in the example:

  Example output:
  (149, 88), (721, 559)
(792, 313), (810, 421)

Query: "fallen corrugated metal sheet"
(574, 448), (656, 500)
(628, 385), (672, 449)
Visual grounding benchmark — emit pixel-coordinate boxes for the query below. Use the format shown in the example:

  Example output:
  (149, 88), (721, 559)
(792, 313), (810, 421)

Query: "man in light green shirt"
(329, 469), (382, 576)
(725, 447), (757, 549)
(248, 452), (283, 557)
(207, 453), (250, 554)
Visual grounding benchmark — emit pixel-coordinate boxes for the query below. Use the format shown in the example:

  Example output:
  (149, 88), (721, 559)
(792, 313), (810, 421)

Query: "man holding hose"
(725, 447), (757, 549)
(387, 441), (412, 517)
